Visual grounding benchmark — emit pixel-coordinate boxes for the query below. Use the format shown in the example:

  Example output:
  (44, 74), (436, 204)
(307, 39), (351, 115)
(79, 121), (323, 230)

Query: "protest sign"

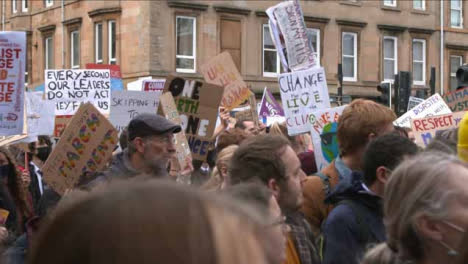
(259, 87), (284, 117)
(109, 91), (160, 134)
(201, 52), (251, 110)
(407, 96), (425, 112)
(233, 92), (260, 125)
(443, 87), (468, 112)
(411, 111), (466, 147)
(0, 32), (26, 135)
(309, 105), (347, 171)
(25, 91), (55, 137)
(143, 79), (166, 92)
(278, 67), (331, 135)
(163, 76), (224, 160)
(86, 64), (123, 91)
(45, 69), (111, 115)
(266, 0), (316, 72)
(54, 115), (73, 137)
(42, 103), (118, 195)
(394, 94), (452, 128)
(159, 92), (192, 171)
(0, 134), (28, 147)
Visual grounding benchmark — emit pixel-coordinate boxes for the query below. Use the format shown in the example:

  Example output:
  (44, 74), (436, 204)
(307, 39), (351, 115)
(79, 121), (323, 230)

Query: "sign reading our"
(443, 87), (468, 112)
(278, 67), (331, 135)
(45, 69), (111, 115)
(163, 76), (224, 161)
(411, 111), (466, 147)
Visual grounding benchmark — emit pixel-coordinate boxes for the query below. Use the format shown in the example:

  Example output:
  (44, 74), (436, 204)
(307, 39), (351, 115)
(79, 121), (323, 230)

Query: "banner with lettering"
(201, 52), (251, 111)
(143, 79), (166, 92)
(259, 87), (284, 117)
(0, 32), (26, 135)
(163, 76), (224, 160)
(42, 103), (118, 195)
(394, 94), (452, 128)
(85, 64), (123, 91)
(45, 69), (111, 115)
(411, 111), (466, 147)
(443, 87), (468, 112)
(278, 67), (331, 135)
(25, 91), (55, 137)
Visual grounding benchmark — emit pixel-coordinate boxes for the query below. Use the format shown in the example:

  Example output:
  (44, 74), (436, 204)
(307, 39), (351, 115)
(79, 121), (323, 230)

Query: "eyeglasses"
(320, 132), (336, 145)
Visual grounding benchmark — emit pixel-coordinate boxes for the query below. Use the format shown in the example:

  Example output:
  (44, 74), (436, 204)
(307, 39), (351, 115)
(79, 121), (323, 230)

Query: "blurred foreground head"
(29, 180), (270, 264)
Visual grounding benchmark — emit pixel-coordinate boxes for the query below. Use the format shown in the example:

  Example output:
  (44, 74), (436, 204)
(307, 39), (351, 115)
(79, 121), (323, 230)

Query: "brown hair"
(29, 180), (269, 264)
(203, 145), (238, 191)
(337, 99), (396, 156)
(216, 128), (249, 153)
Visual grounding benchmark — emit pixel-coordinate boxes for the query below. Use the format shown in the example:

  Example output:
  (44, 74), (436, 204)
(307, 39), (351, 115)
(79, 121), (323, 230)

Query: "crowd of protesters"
(0, 98), (467, 264)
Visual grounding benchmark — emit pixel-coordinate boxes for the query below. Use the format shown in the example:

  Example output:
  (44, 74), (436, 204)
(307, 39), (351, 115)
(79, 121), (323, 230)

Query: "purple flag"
(259, 87), (285, 117)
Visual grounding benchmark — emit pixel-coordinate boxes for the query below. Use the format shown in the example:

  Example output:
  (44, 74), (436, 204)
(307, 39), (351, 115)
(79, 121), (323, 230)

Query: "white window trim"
(21, 0), (27, 12)
(342, 32), (358, 82)
(45, 37), (52, 70)
(451, 0), (463, 28)
(413, 0), (425, 10)
(108, 20), (116, 64)
(262, 24), (280, 78)
(307, 28), (321, 67)
(12, 0), (17, 13)
(71, 31), (79, 69)
(45, 0), (53, 7)
(413, 39), (426, 85)
(383, 36), (398, 83)
(95, 23), (103, 64)
(175, 16), (196, 73)
(383, 0), (397, 7)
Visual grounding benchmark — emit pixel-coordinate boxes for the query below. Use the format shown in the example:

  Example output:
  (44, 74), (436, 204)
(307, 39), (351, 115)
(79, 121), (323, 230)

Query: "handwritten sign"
(278, 67), (331, 135)
(86, 63), (123, 91)
(109, 91), (160, 134)
(0, 32), (26, 135)
(407, 96), (425, 112)
(201, 52), (251, 110)
(259, 87), (284, 117)
(42, 103), (118, 195)
(160, 92), (192, 170)
(25, 91), (55, 137)
(143, 79), (166, 92)
(443, 87), (468, 112)
(394, 94), (452, 128)
(163, 76), (224, 160)
(411, 111), (466, 147)
(45, 69), (111, 115)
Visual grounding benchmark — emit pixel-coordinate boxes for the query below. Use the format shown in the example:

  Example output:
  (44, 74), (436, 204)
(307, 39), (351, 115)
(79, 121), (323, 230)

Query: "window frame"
(262, 24), (281, 78)
(412, 39), (426, 86)
(307, 27), (321, 67)
(108, 20), (117, 65)
(450, 55), (463, 90)
(95, 23), (103, 64)
(383, 36), (398, 83)
(44, 36), (53, 70)
(383, 0), (397, 7)
(70, 30), (80, 69)
(12, 0), (17, 14)
(342, 32), (358, 82)
(450, 0), (463, 28)
(45, 0), (53, 7)
(175, 15), (196, 73)
(413, 0), (425, 10)
(21, 0), (27, 12)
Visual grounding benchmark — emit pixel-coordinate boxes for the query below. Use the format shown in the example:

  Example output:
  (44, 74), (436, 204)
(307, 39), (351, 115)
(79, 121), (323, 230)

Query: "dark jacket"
(286, 211), (321, 264)
(322, 172), (385, 264)
(28, 163), (43, 212)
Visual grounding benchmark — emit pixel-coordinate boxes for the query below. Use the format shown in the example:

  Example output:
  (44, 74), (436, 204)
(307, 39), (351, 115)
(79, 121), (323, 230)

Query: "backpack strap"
(336, 200), (375, 243)
(315, 171), (331, 197)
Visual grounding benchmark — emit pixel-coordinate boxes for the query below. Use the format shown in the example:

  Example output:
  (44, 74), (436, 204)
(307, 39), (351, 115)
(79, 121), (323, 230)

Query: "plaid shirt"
(286, 211), (321, 264)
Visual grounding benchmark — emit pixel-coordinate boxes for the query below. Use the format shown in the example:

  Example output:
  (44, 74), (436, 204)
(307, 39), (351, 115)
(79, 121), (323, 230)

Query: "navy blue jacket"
(322, 172), (386, 264)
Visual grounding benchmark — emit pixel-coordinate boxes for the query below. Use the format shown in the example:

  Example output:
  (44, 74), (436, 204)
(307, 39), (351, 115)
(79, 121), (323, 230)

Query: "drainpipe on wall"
(61, 0), (65, 68)
(440, 0), (444, 95)
(2, 0), (5, 31)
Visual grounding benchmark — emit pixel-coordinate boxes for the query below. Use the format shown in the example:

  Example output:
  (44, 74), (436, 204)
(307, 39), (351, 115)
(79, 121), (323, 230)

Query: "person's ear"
(268, 178), (281, 199)
(376, 166), (389, 184)
(415, 215), (444, 241)
(133, 137), (145, 153)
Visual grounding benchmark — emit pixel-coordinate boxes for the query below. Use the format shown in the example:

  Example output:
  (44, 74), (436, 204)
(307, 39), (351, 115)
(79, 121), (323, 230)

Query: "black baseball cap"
(127, 113), (182, 141)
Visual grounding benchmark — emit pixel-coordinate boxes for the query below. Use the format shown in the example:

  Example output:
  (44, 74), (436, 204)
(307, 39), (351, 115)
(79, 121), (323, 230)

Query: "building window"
(95, 23), (103, 64)
(108, 20), (116, 64)
(451, 0), (463, 28)
(412, 39), (426, 85)
(176, 16), (196, 73)
(383, 36), (397, 82)
(70, 30), (80, 69)
(44, 36), (53, 70)
(263, 24), (280, 77)
(12, 0), (17, 13)
(450, 55), (463, 91)
(306, 28), (321, 66)
(383, 0), (396, 7)
(342, 32), (357, 82)
(21, 0), (27, 12)
(413, 0), (425, 10)
(45, 0), (53, 7)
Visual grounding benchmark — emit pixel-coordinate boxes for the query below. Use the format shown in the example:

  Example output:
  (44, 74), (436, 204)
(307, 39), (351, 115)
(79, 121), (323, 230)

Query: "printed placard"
(407, 96), (425, 112)
(163, 76), (224, 160)
(443, 87), (468, 112)
(0, 32), (26, 135)
(201, 52), (251, 110)
(259, 87), (285, 117)
(143, 79), (166, 92)
(411, 111), (466, 147)
(278, 67), (331, 135)
(42, 103), (118, 195)
(310, 105), (347, 171)
(86, 64), (123, 91)
(25, 91), (55, 137)
(394, 94), (452, 128)
(45, 69), (111, 115)
(109, 91), (160, 134)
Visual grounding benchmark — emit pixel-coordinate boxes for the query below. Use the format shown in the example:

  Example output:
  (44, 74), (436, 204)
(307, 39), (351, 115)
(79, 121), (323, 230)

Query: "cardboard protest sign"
(45, 70), (111, 115)
(443, 87), (468, 112)
(309, 105), (347, 171)
(394, 94), (452, 128)
(411, 111), (466, 147)
(0, 134), (28, 147)
(159, 92), (192, 171)
(143, 79), (166, 92)
(163, 76), (224, 160)
(86, 64), (123, 91)
(278, 67), (331, 135)
(109, 91), (160, 134)
(266, 0), (316, 72)
(201, 52), (251, 110)
(42, 103), (118, 195)
(25, 91), (55, 137)
(0, 32), (26, 135)
(54, 115), (73, 137)
(407, 96), (425, 112)
(259, 87), (284, 117)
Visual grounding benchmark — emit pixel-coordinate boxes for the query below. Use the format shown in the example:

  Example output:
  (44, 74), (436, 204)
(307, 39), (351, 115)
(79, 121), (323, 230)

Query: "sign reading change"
(45, 69), (111, 115)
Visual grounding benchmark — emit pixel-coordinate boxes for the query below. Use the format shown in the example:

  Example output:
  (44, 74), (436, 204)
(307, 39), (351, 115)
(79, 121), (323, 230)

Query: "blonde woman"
(203, 145), (238, 191)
